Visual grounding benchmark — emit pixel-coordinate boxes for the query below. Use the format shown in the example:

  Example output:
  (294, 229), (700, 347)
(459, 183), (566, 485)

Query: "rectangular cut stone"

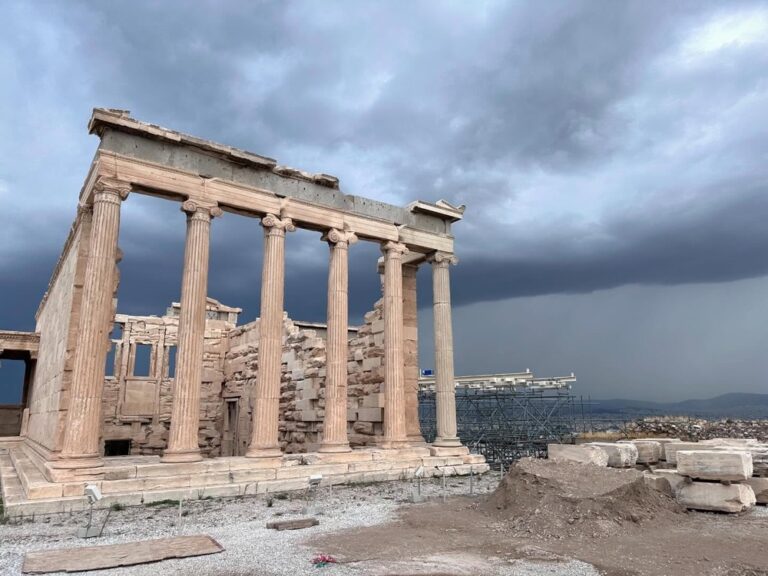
(22, 535), (223, 574)
(618, 440), (662, 464)
(654, 469), (687, 493)
(266, 517), (319, 531)
(677, 481), (756, 513)
(429, 445), (469, 457)
(677, 450), (753, 481)
(700, 438), (758, 446)
(312, 451), (374, 464)
(257, 478), (310, 493)
(357, 407), (383, 422)
(547, 444), (608, 467)
(643, 470), (686, 496)
(371, 447), (430, 460)
(275, 463), (348, 480)
(644, 473), (673, 496)
(587, 442), (637, 468)
(634, 438), (680, 460)
(745, 477), (768, 504)
(664, 442), (705, 465)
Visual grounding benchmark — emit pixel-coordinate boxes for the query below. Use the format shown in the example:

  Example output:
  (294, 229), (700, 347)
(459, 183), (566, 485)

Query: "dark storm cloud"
(1, 0), (767, 331)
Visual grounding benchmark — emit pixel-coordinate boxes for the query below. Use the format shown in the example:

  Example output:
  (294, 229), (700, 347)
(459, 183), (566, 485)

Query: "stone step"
(677, 481), (756, 513)
(10, 449), (63, 499)
(677, 450), (753, 482)
(1, 448), (489, 516)
(0, 453), (25, 504)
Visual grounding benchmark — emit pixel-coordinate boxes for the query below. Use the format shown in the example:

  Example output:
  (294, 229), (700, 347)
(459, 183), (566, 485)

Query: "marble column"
(381, 241), (410, 449)
(428, 251), (461, 447)
(402, 264), (425, 444)
(319, 228), (357, 453)
(56, 179), (129, 469)
(162, 201), (222, 463)
(247, 213), (295, 457)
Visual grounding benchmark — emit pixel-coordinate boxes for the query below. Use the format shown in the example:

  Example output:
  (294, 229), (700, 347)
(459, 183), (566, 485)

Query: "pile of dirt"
(482, 457), (684, 540)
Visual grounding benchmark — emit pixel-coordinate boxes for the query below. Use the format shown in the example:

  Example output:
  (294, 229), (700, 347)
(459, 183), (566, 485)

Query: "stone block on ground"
(664, 442), (705, 465)
(618, 440), (662, 464)
(654, 469), (687, 494)
(677, 450), (753, 482)
(633, 438), (680, 459)
(586, 442), (638, 467)
(266, 517), (319, 531)
(643, 470), (686, 496)
(676, 481), (756, 513)
(744, 477), (768, 504)
(643, 473), (674, 496)
(700, 438), (758, 446)
(547, 444), (608, 467)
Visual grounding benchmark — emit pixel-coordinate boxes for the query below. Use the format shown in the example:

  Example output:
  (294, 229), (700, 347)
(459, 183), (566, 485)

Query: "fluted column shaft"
(319, 229), (357, 452)
(429, 252), (461, 446)
(247, 213), (295, 457)
(162, 201), (221, 463)
(381, 241), (409, 448)
(57, 180), (129, 469)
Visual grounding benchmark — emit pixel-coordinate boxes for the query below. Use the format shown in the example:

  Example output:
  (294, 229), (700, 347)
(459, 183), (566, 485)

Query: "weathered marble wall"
(100, 300), (235, 456)
(28, 216), (90, 453)
(96, 294), (416, 457)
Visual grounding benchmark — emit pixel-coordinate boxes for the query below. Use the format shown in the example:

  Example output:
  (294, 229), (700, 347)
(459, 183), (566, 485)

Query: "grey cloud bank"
(0, 0), (767, 401)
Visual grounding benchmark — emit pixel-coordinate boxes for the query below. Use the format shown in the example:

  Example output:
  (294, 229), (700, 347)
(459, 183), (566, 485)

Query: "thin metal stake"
(442, 469), (446, 503)
(469, 467), (474, 495)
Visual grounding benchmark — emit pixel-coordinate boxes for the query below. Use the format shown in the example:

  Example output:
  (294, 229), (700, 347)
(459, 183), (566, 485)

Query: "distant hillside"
(589, 392), (768, 420)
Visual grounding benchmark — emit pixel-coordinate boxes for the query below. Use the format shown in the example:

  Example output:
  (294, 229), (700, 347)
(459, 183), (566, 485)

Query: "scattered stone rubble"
(623, 417), (768, 442)
(549, 437), (768, 514)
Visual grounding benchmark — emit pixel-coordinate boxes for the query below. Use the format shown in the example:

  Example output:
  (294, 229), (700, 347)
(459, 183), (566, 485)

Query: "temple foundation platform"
(0, 438), (487, 517)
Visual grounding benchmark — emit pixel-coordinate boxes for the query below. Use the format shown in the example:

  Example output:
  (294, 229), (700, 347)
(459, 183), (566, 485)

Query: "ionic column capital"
(93, 177), (131, 202)
(181, 200), (223, 221)
(382, 241), (409, 259)
(323, 228), (358, 248)
(261, 213), (296, 237)
(427, 251), (459, 267)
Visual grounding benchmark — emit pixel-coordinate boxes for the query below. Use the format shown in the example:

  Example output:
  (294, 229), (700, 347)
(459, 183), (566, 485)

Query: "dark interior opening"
(133, 344), (152, 377)
(104, 439), (131, 456)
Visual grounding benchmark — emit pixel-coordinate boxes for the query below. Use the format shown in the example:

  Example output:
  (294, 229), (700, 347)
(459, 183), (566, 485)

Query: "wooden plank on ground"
(22, 534), (223, 574)
(266, 517), (320, 531)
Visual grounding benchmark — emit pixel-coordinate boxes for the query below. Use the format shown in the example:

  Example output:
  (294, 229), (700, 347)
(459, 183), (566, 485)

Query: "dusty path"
(2, 463), (766, 575)
(312, 460), (768, 576)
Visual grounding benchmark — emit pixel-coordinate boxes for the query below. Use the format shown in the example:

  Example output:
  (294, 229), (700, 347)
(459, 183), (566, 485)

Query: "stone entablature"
(0, 331), (40, 358)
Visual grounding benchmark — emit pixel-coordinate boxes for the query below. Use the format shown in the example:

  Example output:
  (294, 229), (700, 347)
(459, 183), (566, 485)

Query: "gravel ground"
(0, 472), (597, 576)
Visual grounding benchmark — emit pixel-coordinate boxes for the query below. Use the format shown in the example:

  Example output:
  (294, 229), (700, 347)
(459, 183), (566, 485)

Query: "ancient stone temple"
(0, 109), (486, 515)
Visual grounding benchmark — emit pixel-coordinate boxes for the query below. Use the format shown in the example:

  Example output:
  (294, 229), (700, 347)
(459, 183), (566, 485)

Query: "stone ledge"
(0, 447), (488, 515)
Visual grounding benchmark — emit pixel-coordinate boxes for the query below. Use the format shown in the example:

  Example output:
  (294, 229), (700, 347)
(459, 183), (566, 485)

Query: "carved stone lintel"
(323, 228), (357, 247)
(427, 251), (459, 267)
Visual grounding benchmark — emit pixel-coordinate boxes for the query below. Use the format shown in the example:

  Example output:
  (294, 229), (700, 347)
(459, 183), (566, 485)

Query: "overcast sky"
(1, 0), (767, 402)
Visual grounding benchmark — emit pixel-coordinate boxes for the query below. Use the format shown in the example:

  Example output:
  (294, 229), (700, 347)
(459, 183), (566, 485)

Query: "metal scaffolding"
(419, 370), (579, 468)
